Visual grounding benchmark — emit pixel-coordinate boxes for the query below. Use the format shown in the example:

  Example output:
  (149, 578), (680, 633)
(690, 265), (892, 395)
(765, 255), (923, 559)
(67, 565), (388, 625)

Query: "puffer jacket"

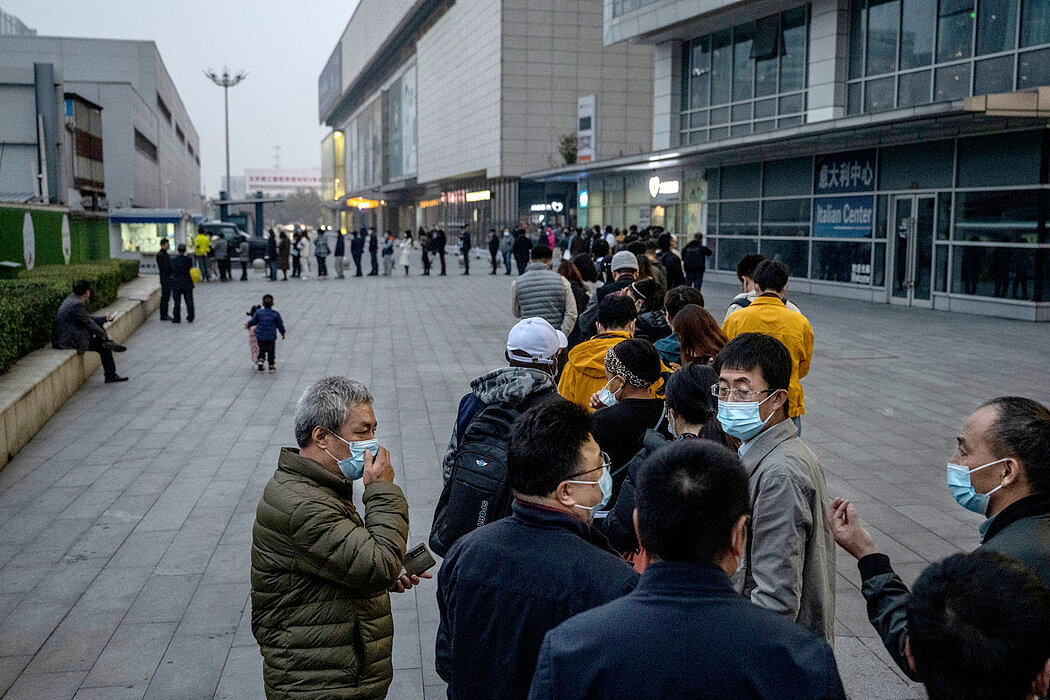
(251, 448), (409, 699)
(557, 331), (631, 411)
(440, 366), (558, 482)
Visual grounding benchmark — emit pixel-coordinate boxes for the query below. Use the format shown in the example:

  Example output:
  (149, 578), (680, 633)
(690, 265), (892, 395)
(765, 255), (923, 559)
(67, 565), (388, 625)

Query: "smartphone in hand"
(403, 542), (437, 576)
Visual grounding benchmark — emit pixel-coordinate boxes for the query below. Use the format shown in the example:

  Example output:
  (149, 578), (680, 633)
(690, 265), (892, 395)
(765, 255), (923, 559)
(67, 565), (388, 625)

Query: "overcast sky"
(5, 0), (360, 196)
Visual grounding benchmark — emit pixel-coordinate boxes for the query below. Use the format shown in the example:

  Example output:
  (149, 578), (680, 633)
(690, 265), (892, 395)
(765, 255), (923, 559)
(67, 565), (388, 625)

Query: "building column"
(652, 41), (682, 151)
(807, 0), (849, 123)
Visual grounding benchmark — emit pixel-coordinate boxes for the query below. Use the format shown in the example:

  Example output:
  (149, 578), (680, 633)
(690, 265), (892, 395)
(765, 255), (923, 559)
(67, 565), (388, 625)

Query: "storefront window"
(762, 198), (811, 236)
(867, 0), (900, 75)
(715, 237), (758, 271)
(761, 239), (810, 277)
(812, 241), (873, 283)
(952, 245), (1047, 300)
(718, 201), (760, 236)
(956, 130), (1041, 187)
(121, 222), (174, 254)
(954, 190), (1041, 243)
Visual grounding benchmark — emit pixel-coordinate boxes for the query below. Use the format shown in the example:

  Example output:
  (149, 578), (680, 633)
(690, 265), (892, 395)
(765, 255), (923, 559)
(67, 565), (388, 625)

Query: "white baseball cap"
(506, 318), (568, 366)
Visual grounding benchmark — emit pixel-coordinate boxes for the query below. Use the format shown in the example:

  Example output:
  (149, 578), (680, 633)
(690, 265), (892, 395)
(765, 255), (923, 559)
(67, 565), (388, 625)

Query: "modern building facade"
(0, 36), (201, 257)
(0, 6), (35, 36)
(527, 0), (1050, 320)
(319, 0), (653, 237)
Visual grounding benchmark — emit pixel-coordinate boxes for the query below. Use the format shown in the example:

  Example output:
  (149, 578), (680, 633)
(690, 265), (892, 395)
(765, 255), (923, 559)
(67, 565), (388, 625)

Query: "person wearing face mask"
(714, 332), (836, 644)
(528, 440), (846, 699)
(827, 396), (1050, 681)
(589, 339), (667, 500)
(436, 399), (638, 700)
(250, 377), (425, 700)
(558, 295), (637, 411)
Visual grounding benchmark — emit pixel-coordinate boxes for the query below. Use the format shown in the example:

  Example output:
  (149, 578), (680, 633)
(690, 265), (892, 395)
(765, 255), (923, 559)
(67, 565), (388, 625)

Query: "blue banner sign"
(814, 149), (875, 195)
(813, 195), (875, 238)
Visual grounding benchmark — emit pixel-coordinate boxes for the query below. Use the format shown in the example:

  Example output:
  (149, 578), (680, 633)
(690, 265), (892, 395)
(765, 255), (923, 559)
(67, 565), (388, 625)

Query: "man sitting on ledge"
(52, 279), (128, 383)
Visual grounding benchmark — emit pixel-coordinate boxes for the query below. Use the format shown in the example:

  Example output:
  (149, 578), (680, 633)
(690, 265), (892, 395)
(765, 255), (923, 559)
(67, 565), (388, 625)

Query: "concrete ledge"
(0, 276), (161, 469)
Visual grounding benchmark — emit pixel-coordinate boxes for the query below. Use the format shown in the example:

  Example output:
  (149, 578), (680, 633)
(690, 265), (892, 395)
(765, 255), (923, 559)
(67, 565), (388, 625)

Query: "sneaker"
(104, 375), (129, 383)
(268, 365), (276, 372)
(257, 363), (264, 372)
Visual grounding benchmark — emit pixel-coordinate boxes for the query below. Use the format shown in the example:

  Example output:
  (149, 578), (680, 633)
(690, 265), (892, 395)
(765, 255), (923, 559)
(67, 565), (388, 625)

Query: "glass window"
(691, 111), (709, 128)
(779, 93), (804, 114)
(731, 124), (753, 137)
(867, 0), (901, 75)
(954, 190), (1040, 243)
(732, 103), (752, 121)
(707, 168), (721, 199)
(733, 24), (755, 100)
(938, 0), (975, 63)
(934, 62), (971, 100)
(848, 82), (864, 114)
(1018, 47), (1050, 87)
(812, 241), (874, 283)
(957, 130), (1041, 187)
(876, 195), (889, 239)
(762, 198), (811, 236)
(754, 119), (776, 133)
(851, 0), (868, 79)
(719, 201), (760, 236)
(761, 239), (811, 277)
(937, 192), (952, 240)
(710, 106), (730, 125)
(874, 242), (887, 285)
(977, 0), (1018, 54)
(709, 126), (730, 141)
(879, 139), (954, 189)
(690, 37), (711, 109)
(755, 98), (777, 118)
(900, 0), (936, 68)
(781, 7), (808, 91)
(763, 156), (812, 196)
(714, 237), (758, 271)
(934, 243), (949, 291)
(974, 55), (1016, 93)
(711, 30), (733, 105)
(865, 76), (896, 110)
(721, 162), (762, 198)
(778, 115), (804, 128)
(1021, 0), (1050, 47)
(898, 69), (931, 105)
(952, 244), (1046, 299)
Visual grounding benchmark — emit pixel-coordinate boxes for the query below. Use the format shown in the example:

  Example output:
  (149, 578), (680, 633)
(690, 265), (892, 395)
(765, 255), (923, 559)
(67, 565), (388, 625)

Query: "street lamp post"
(203, 66), (247, 201)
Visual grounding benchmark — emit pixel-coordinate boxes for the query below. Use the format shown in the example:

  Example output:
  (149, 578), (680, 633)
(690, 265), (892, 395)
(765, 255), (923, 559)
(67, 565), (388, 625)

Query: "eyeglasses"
(711, 383), (773, 402)
(567, 451), (611, 480)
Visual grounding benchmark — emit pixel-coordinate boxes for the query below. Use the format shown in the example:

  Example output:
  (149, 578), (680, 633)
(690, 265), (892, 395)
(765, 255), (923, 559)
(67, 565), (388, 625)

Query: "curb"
(0, 277), (161, 470)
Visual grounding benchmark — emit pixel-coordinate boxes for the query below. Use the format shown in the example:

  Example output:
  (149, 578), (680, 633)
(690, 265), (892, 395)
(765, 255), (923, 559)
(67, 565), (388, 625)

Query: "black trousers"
(462, 251), (470, 274)
(86, 336), (118, 379)
(240, 260), (248, 280)
(316, 256), (328, 277)
(439, 251), (446, 275)
(218, 259), (231, 281)
(258, 339), (276, 366)
(159, 280), (171, 318)
(352, 253), (362, 276)
(369, 251), (378, 274)
(172, 286), (194, 322)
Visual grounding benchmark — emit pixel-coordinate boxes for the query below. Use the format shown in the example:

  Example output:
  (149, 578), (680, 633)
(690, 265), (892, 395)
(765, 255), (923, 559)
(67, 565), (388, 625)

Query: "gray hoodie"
(440, 366), (558, 482)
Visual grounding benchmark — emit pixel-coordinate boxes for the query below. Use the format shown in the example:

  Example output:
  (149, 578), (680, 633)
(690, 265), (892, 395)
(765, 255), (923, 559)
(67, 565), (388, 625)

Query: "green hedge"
(0, 259), (140, 375)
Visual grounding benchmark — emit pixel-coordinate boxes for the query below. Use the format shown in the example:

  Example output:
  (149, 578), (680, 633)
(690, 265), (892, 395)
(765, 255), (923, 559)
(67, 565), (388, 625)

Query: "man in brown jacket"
(251, 376), (425, 699)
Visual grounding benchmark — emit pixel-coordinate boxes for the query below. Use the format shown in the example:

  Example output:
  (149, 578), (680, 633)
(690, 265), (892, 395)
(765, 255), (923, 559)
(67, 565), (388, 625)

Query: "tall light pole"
(203, 66), (247, 200)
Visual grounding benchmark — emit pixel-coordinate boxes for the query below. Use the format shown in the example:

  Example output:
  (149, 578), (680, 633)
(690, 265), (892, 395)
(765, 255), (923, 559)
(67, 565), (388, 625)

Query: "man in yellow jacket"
(193, 227), (212, 282)
(722, 259), (813, 434)
(559, 295), (636, 411)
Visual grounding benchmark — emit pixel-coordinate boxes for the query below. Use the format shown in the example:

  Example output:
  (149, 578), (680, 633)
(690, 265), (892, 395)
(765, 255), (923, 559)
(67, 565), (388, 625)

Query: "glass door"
(889, 195), (935, 307)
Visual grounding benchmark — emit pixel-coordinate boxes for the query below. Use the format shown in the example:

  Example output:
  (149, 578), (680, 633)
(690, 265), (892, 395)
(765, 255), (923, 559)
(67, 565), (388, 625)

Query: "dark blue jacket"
(528, 562), (846, 700)
(170, 254), (194, 290)
(436, 500), (637, 700)
(246, 307), (285, 341)
(334, 234), (345, 256)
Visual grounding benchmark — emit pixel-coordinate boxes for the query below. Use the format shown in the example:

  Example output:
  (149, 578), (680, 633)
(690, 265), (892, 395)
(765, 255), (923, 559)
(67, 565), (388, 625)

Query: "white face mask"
(597, 377), (622, 407)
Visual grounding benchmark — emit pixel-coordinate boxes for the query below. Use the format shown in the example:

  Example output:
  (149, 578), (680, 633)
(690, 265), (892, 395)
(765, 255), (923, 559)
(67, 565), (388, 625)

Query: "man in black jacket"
(156, 237), (172, 320)
(52, 280), (127, 383)
(512, 229), (532, 275)
(681, 233), (712, 289)
(350, 230), (365, 277)
(434, 228), (447, 276)
(459, 225), (471, 276)
(436, 399), (637, 700)
(827, 396), (1050, 680)
(367, 228), (379, 276)
(170, 243), (195, 323)
(528, 441), (845, 699)
(657, 232), (684, 289)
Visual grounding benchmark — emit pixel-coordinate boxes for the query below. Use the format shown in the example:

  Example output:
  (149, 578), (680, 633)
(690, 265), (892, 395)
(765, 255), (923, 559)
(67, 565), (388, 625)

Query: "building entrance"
(890, 195), (935, 308)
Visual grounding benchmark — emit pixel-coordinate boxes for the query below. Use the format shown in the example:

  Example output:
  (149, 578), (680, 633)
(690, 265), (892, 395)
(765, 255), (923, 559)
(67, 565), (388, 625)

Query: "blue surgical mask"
(325, 433), (379, 481)
(717, 393), (777, 441)
(567, 466), (613, 512)
(947, 458), (1008, 515)
(597, 378), (622, 408)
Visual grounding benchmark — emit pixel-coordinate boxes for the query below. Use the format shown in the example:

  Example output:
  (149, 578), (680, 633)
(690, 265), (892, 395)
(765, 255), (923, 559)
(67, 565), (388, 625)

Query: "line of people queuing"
(247, 229), (1050, 699)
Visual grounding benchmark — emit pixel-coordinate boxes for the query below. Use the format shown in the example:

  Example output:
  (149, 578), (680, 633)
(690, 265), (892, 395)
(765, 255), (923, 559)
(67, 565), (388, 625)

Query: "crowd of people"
(242, 223), (1050, 699)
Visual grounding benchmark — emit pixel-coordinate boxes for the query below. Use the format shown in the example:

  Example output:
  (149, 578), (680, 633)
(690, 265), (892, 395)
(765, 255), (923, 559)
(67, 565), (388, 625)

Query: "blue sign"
(813, 195), (875, 238)
(578, 190), (589, 208)
(814, 149), (875, 195)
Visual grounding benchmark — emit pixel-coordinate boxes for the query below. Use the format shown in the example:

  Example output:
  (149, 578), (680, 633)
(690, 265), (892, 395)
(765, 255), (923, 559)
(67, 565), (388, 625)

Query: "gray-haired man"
(250, 376), (427, 699)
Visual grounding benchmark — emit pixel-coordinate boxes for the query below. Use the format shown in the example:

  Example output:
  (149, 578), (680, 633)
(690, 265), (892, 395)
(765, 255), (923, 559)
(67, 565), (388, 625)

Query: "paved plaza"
(0, 260), (1048, 699)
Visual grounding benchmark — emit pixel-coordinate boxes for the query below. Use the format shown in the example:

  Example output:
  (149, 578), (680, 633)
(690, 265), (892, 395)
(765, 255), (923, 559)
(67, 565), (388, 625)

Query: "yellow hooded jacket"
(558, 331), (631, 411)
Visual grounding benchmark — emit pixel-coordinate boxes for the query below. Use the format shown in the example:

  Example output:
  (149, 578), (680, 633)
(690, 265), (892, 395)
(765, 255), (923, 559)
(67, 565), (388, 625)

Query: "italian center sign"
(813, 149), (875, 238)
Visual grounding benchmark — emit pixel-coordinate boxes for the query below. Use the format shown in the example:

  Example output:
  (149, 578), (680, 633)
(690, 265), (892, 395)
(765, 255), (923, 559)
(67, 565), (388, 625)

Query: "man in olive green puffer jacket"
(251, 377), (424, 699)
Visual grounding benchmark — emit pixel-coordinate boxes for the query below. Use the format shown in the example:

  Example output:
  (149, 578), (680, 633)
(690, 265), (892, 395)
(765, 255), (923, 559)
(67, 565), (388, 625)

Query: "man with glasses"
(713, 332), (836, 643)
(436, 399), (638, 700)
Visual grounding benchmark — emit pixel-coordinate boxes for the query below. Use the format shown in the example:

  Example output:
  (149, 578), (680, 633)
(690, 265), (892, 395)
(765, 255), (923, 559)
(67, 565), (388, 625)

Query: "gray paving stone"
(81, 622), (176, 689)
(0, 655), (31, 696)
(213, 645), (264, 700)
(3, 670), (87, 700)
(124, 573), (201, 624)
(24, 610), (122, 673)
(142, 631), (232, 700)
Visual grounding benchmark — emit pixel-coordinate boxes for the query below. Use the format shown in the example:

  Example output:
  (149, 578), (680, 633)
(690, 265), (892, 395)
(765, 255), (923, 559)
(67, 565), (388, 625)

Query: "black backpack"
(681, 244), (707, 273)
(429, 392), (550, 557)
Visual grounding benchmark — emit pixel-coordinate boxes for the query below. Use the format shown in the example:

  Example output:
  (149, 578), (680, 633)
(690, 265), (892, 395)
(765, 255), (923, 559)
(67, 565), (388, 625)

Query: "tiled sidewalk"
(0, 263), (1046, 699)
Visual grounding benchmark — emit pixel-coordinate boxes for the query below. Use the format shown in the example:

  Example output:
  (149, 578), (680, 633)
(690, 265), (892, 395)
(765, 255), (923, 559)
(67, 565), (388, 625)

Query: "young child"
(246, 304), (261, 366)
(245, 294), (286, 372)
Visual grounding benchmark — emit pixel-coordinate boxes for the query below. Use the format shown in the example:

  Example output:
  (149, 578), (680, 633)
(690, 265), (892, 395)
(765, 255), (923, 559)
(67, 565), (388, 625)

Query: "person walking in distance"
(238, 237), (249, 281)
(334, 231), (346, 279)
(156, 237), (172, 320)
(398, 230), (415, 276)
(245, 294), (286, 372)
(351, 229), (365, 277)
(435, 228), (448, 275)
(266, 229), (278, 281)
(169, 243), (195, 324)
(488, 229), (500, 275)
(368, 228), (379, 276)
